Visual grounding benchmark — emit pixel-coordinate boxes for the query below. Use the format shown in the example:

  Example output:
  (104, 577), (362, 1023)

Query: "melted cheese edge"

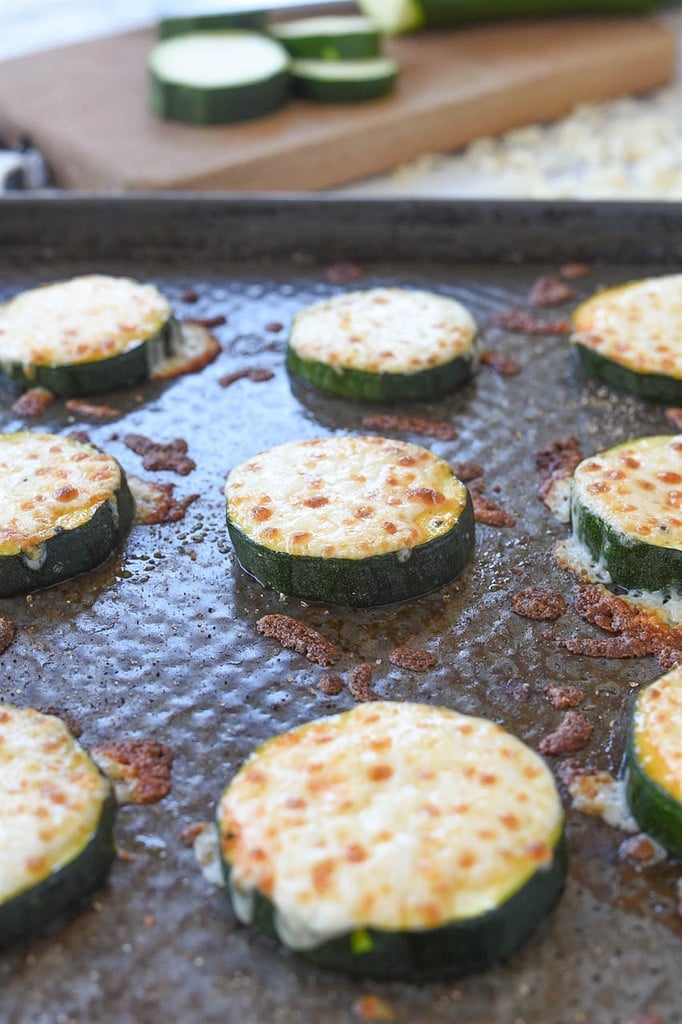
(289, 288), (477, 375)
(0, 275), (171, 366)
(572, 274), (682, 378)
(572, 435), (682, 552)
(0, 704), (111, 902)
(226, 436), (467, 559)
(0, 432), (123, 556)
(634, 667), (682, 802)
(219, 702), (563, 947)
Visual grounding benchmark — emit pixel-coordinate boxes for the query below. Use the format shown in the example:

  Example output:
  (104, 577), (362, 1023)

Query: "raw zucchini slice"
(357, 0), (661, 34)
(218, 701), (567, 981)
(0, 274), (181, 397)
(0, 704), (116, 946)
(570, 435), (682, 593)
(149, 31), (290, 125)
(286, 288), (477, 401)
(625, 667), (682, 857)
(158, 4), (267, 38)
(270, 16), (380, 60)
(572, 275), (682, 403)
(0, 431), (134, 598)
(225, 435), (475, 607)
(291, 57), (398, 103)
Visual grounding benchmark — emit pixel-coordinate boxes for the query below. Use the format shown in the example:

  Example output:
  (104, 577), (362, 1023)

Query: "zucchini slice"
(286, 288), (477, 401)
(158, 4), (268, 38)
(0, 431), (134, 598)
(270, 16), (381, 60)
(570, 435), (682, 593)
(572, 275), (682, 403)
(225, 435), (475, 607)
(625, 667), (682, 857)
(291, 57), (398, 103)
(218, 701), (566, 981)
(0, 704), (116, 946)
(0, 274), (181, 397)
(357, 0), (661, 33)
(149, 31), (290, 125)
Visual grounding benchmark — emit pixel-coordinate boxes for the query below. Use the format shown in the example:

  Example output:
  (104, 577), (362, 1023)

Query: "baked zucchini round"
(286, 288), (478, 401)
(570, 435), (682, 593)
(0, 704), (116, 946)
(225, 435), (475, 607)
(0, 431), (134, 597)
(0, 274), (181, 396)
(217, 701), (567, 981)
(572, 275), (682, 402)
(626, 667), (682, 857)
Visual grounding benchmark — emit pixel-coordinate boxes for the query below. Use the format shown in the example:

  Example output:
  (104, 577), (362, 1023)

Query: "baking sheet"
(0, 196), (680, 1024)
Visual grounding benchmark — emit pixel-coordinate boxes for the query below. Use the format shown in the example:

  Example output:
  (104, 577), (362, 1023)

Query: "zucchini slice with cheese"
(286, 288), (478, 401)
(0, 704), (116, 946)
(570, 435), (682, 593)
(625, 667), (682, 857)
(149, 31), (290, 125)
(218, 701), (567, 981)
(270, 16), (381, 60)
(572, 275), (682, 402)
(0, 274), (181, 397)
(0, 431), (134, 598)
(225, 435), (475, 607)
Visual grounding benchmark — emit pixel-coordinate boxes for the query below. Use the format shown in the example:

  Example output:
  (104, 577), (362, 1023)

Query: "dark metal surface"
(0, 197), (680, 1024)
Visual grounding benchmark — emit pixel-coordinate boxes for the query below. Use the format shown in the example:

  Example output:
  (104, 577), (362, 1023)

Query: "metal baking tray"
(0, 197), (680, 1024)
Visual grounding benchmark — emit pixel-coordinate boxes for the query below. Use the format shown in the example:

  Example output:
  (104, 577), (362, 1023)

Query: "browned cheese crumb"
(325, 262), (364, 284)
(218, 367), (275, 388)
(544, 685), (585, 710)
(362, 413), (457, 441)
(256, 614), (341, 666)
(65, 398), (120, 420)
(184, 314), (226, 329)
(469, 480), (515, 527)
(92, 739), (174, 804)
(560, 262), (591, 280)
(129, 476), (199, 525)
(666, 407), (682, 431)
(154, 322), (221, 380)
(450, 461), (484, 482)
(180, 821), (210, 846)
(536, 435), (584, 504)
(512, 587), (567, 621)
(12, 387), (54, 416)
(539, 710), (593, 755)
(479, 350), (521, 376)
(352, 995), (396, 1021)
(38, 705), (83, 737)
(317, 674), (345, 696)
(181, 288), (199, 303)
(348, 663), (379, 702)
(618, 833), (667, 869)
(489, 308), (570, 335)
(67, 430), (92, 445)
(389, 646), (437, 672)
(528, 274), (576, 307)
(0, 616), (16, 655)
(124, 434), (196, 476)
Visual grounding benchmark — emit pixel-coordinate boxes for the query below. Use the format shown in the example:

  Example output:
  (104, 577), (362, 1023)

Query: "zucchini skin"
(158, 10), (268, 38)
(227, 490), (475, 607)
(150, 69), (290, 125)
(221, 831), (567, 981)
(574, 343), (682, 403)
(572, 501), (682, 593)
(360, 0), (661, 31)
(0, 475), (135, 599)
(1, 316), (181, 397)
(0, 790), (116, 947)
(286, 345), (475, 401)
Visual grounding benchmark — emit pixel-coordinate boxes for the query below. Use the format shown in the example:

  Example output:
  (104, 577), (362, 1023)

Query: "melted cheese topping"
(0, 704), (111, 902)
(219, 702), (563, 946)
(572, 274), (682, 379)
(0, 275), (171, 366)
(289, 288), (477, 375)
(226, 436), (467, 559)
(633, 667), (682, 802)
(572, 435), (682, 551)
(0, 432), (123, 556)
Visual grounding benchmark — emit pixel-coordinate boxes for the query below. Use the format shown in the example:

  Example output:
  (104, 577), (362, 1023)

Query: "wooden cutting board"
(0, 16), (674, 191)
